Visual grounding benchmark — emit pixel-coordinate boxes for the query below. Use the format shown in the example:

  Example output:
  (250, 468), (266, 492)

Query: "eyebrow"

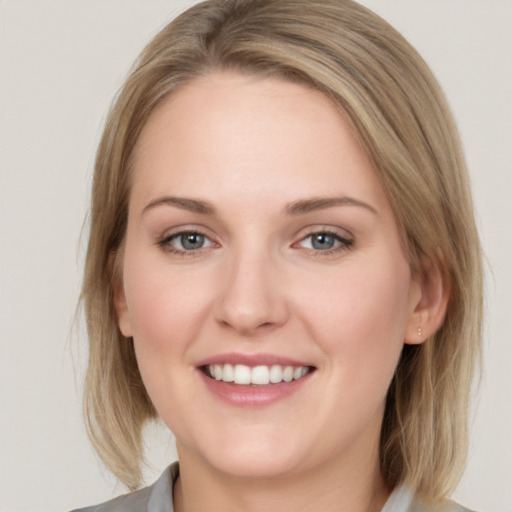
(284, 197), (378, 216)
(141, 195), (377, 217)
(142, 197), (216, 216)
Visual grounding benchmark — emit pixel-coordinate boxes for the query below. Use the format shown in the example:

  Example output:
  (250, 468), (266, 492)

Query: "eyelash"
(296, 230), (354, 256)
(156, 229), (354, 257)
(157, 230), (215, 257)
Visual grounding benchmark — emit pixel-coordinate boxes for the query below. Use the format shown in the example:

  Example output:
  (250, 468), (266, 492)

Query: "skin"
(115, 72), (447, 512)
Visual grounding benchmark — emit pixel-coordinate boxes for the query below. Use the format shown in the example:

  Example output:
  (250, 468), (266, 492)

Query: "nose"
(214, 248), (289, 336)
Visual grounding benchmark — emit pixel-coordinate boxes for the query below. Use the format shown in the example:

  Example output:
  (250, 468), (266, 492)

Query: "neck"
(173, 444), (390, 512)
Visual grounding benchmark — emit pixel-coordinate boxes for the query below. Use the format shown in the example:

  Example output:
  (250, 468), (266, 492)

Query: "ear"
(111, 248), (133, 338)
(114, 278), (133, 338)
(404, 253), (450, 345)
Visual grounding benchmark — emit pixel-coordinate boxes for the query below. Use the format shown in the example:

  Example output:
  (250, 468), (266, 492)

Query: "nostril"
(213, 265), (289, 333)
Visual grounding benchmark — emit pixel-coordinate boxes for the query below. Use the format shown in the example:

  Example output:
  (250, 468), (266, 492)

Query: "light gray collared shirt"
(71, 462), (474, 512)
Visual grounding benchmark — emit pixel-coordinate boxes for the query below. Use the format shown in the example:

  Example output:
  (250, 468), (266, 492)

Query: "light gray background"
(1, 1), (511, 511)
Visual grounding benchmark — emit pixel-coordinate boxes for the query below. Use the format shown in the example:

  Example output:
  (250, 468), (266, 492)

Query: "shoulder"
(447, 503), (477, 512)
(69, 463), (178, 512)
(70, 486), (153, 512)
(384, 484), (477, 512)
(410, 497), (477, 512)
(411, 502), (476, 512)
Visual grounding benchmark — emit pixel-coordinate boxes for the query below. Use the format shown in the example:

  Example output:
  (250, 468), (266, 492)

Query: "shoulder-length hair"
(81, 0), (483, 502)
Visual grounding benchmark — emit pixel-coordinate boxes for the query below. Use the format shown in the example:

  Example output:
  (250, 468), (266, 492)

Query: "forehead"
(129, 72), (391, 217)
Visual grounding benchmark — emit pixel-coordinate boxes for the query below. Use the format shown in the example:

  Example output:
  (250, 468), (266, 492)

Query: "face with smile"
(115, 72), (426, 482)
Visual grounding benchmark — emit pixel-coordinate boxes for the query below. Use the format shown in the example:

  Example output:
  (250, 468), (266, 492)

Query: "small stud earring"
(417, 326), (422, 337)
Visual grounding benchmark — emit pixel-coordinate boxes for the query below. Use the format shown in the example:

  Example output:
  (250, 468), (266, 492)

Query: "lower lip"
(198, 370), (313, 407)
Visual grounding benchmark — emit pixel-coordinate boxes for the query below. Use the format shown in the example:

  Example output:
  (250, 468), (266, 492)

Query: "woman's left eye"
(159, 231), (214, 254)
(296, 231), (353, 253)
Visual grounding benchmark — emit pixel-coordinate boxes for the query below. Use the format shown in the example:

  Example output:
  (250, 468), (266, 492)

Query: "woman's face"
(116, 72), (423, 480)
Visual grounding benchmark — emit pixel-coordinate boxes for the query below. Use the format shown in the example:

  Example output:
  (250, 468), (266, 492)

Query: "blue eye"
(298, 231), (353, 252)
(176, 233), (207, 250)
(160, 231), (214, 253)
(309, 233), (336, 250)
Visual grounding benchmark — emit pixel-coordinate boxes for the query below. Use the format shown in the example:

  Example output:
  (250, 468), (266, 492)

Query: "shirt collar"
(146, 463), (415, 512)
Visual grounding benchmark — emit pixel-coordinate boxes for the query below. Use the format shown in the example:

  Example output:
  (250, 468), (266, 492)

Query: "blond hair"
(81, 0), (483, 501)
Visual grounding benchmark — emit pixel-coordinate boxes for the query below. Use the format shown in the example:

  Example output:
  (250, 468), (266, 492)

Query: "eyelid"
(292, 226), (354, 254)
(156, 225), (220, 255)
(293, 224), (354, 242)
(155, 224), (354, 257)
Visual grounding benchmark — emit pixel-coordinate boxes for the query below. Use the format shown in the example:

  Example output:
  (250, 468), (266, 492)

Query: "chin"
(209, 451), (302, 480)
(183, 428), (307, 480)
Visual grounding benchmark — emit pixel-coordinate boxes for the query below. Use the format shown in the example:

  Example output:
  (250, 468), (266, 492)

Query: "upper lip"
(195, 353), (313, 368)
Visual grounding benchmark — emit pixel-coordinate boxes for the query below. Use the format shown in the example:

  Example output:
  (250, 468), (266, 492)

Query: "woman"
(75, 1), (483, 510)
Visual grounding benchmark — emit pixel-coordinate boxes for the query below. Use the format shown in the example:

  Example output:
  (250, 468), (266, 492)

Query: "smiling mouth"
(202, 363), (314, 386)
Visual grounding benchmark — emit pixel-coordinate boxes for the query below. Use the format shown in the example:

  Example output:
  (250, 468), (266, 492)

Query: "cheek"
(303, 260), (414, 438)
(121, 251), (217, 379)
(301, 257), (412, 376)
(121, 253), (215, 419)
(124, 253), (204, 338)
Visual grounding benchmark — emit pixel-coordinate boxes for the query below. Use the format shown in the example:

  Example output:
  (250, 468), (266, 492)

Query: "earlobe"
(111, 247), (133, 338)
(114, 279), (133, 338)
(405, 255), (450, 345)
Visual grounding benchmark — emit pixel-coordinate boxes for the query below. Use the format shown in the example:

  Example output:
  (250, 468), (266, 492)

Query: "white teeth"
(283, 366), (294, 382)
(269, 364), (283, 383)
(222, 363), (234, 382)
(234, 364), (252, 385)
(251, 365), (270, 385)
(207, 363), (311, 385)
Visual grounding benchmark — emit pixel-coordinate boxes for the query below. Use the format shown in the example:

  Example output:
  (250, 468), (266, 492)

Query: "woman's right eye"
(159, 231), (214, 255)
